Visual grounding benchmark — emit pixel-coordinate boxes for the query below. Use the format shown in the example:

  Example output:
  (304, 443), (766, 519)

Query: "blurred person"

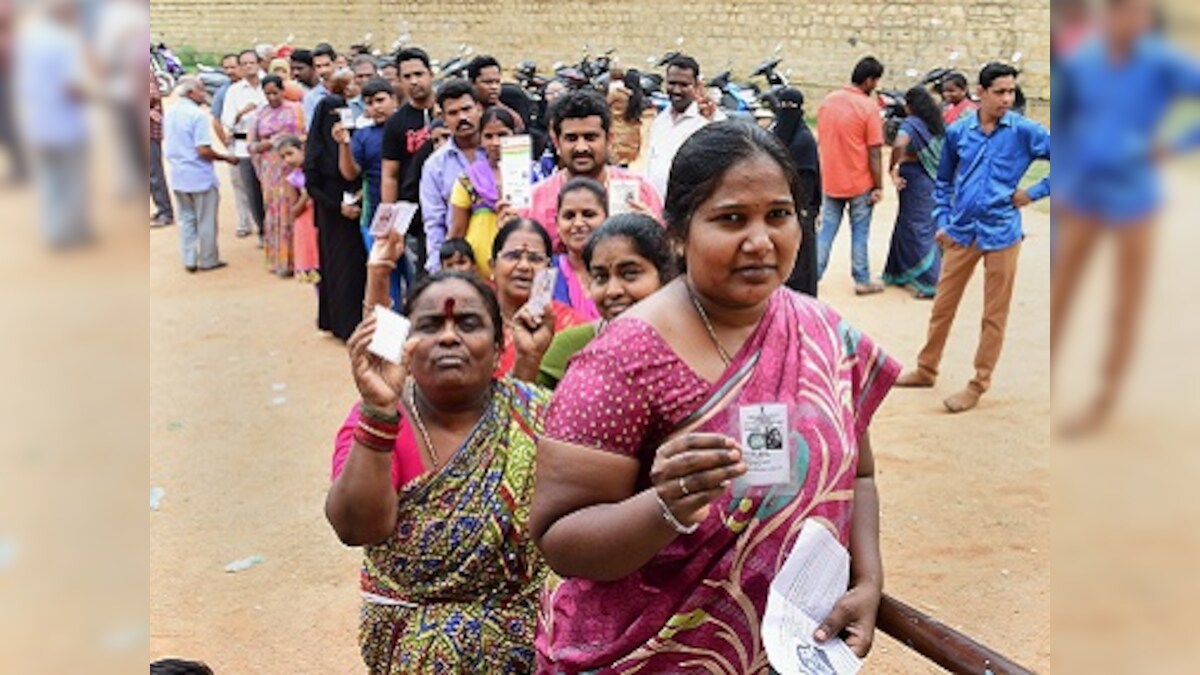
(254, 42), (276, 71)
(269, 57), (305, 102)
(348, 54), (378, 121)
(0, 0), (28, 184)
(420, 79), (484, 273)
(334, 78), (400, 302)
(381, 47), (436, 271)
(304, 70), (366, 341)
(644, 55), (726, 197)
(221, 49), (266, 240)
(208, 53), (239, 146)
(447, 106), (520, 278)
(1051, 0), (1200, 432)
(883, 86), (946, 299)
(939, 72), (978, 125)
(149, 67), (173, 227)
(528, 89), (662, 249)
(248, 74), (306, 277)
(333, 52), (349, 70)
(288, 48), (318, 91)
(379, 61), (401, 98)
(438, 237), (478, 275)
(150, 659), (213, 675)
(164, 76), (238, 272)
(15, 0), (92, 248)
(771, 87), (820, 297)
(895, 63), (1050, 413)
(607, 73), (647, 167)
(276, 134), (318, 283)
(815, 56), (887, 294)
(95, 0), (145, 200)
(1053, 0), (1098, 61)
(302, 42), (336, 124)
(536, 213), (678, 389)
(467, 54), (525, 131)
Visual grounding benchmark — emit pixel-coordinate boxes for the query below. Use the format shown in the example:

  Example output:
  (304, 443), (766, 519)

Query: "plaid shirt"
(149, 72), (163, 142)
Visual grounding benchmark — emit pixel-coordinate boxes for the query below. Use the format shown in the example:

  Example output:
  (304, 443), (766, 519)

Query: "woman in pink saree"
(531, 122), (901, 673)
(249, 74), (306, 276)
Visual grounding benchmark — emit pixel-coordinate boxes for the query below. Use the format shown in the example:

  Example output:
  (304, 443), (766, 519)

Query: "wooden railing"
(876, 594), (1036, 674)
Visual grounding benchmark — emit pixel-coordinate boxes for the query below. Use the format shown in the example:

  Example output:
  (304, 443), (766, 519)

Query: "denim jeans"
(816, 191), (875, 285)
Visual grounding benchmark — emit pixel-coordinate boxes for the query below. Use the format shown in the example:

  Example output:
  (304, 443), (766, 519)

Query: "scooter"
(196, 63), (229, 99)
(151, 42), (185, 94)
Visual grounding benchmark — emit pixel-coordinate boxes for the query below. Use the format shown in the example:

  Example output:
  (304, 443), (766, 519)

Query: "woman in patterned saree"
(248, 74), (306, 276)
(531, 121), (902, 673)
(326, 231), (558, 673)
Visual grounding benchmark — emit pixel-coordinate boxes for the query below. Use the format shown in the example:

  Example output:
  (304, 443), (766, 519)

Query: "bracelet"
(653, 489), (699, 535)
(360, 401), (400, 424)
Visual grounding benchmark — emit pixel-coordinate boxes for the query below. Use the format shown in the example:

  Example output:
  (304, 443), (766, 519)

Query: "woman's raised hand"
(347, 313), (416, 411)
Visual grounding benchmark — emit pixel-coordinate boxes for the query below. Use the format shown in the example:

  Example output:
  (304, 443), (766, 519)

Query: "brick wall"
(150, 0), (1051, 101)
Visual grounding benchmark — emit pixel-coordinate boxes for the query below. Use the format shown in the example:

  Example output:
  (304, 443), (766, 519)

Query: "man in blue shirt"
(896, 63), (1050, 413)
(164, 76), (239, 272)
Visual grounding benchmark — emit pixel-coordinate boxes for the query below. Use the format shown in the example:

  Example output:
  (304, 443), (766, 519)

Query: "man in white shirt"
(644, 55), (725, 197)
(220, 49), (266, 240)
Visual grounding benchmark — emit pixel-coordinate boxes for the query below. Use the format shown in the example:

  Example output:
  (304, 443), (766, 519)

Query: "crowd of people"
(149, 27), (1056, 674)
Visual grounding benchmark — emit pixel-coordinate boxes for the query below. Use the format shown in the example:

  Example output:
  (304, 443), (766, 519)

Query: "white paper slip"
(337, 107), (354, 128)
(738, 403), (790, 486)
(525, 267), (557, 316)
(368, 203), (398, 238)
(367, 305), (412, 365)
(391, 201), (419, 236)
(342, 190), (359, 206)
(500, 134), (533, 210)
(763, 520), (862, 675)
(608, 178), (640, 216)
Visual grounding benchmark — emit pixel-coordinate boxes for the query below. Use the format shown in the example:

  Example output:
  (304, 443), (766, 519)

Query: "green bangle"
(360, 402), (400, 424)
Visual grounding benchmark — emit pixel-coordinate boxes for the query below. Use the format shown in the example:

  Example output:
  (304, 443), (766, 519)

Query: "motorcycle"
(151, 42), (185, 94)
(432, 44), (473, 85)
(196, 63), (230, 99)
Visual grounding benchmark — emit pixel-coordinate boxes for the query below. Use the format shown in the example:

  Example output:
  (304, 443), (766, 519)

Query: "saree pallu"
(537, 288), (901, 673)
(253, 102), (306, 275)
(883, 117), (943, 296)
(358, 378), (552, 674)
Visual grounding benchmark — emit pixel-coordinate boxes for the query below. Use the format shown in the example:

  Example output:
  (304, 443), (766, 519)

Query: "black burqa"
(773, 88), (820, 298)
(304, 94), (367, 341)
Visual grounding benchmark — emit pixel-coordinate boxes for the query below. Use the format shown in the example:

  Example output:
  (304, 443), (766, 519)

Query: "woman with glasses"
(490, 217), (587, 378)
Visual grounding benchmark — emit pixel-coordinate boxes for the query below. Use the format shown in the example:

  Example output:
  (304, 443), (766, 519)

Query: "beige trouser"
(916, 234), (1022, 394)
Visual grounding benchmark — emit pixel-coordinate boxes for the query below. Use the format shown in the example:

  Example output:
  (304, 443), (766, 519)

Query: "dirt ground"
(147, 142), (1052, 672)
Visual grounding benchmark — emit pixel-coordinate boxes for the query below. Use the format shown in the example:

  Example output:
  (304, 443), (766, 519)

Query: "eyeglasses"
(497, 249), (548, 265)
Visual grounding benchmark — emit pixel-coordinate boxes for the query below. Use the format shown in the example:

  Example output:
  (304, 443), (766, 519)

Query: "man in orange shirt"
(816, 56), (886, 294)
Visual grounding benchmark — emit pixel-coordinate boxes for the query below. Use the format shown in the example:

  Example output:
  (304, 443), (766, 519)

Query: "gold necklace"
(406, 379), (439, 467)
(685, 282), (732, 366)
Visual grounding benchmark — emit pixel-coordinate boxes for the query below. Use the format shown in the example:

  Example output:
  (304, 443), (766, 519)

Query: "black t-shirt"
(381, 104), (434, 202)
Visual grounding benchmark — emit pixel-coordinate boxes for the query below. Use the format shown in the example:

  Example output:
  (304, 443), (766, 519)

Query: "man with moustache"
(526, 89), (661, 249)
(644, 54), (724, 198)
(418, 79), (485, 272)
(302, 42), (336, 125)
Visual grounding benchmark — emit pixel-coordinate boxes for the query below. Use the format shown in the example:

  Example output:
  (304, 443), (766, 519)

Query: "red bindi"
(442, 297), (456, 319)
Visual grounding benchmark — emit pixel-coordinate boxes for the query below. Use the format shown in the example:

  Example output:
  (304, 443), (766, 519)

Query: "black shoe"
(185, 265), (197, 273)
(199, 261), (228, 272)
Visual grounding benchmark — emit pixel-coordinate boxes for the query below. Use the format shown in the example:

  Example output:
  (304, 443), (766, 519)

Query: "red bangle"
(354, 423), (395, 453)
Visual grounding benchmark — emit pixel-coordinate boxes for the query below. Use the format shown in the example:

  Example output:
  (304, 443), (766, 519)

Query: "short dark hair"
(273, 133), (303, 153)
(150, 659), (214, 675)
(851, 56), (885, 85)
(557, 177), (608, 216)
(222, 53), (239, 64)
(405, 271), (504, 347)
(351, 54), (377, 72)
(467, 55), (501, 82)
(664, 120), (803, 265)
(944, 71), (969, 90)
(552, 89), (612, 136)
(290, 49), (313, 67)
(395, 47), (430, 71)
(979, 62), (1019, 90)
(361, 77), (394, 100)
(237, 48), (258, 63)
(436, 78), (478, 108)
(666, 55), (701, 80)
(492, 217), (552, 261)
(582, 213), (678, 283)
(480, 106), (517, 132)
(313, 43), (336, 61)
(439, 238), (476, 263)
(261, 74), (284, 91)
